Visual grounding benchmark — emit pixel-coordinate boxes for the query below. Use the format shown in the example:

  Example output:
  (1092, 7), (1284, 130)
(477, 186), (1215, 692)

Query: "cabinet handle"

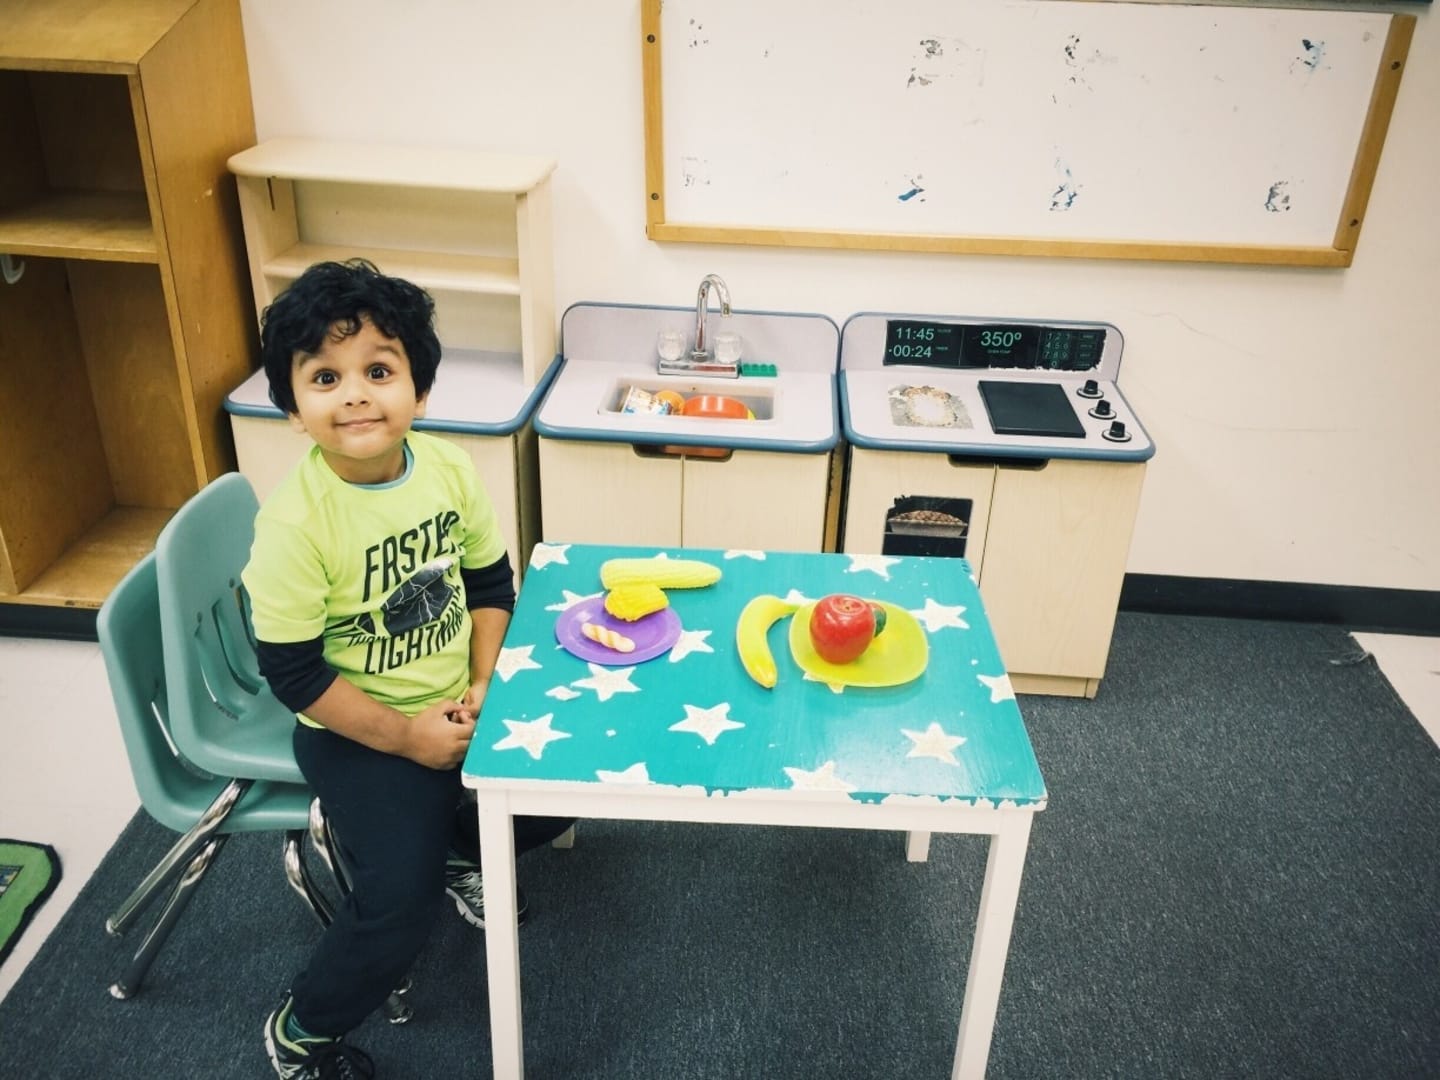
(946, 453), (1049, 471)
(632, 443), (732, 462)
(0, 254), (24, 285)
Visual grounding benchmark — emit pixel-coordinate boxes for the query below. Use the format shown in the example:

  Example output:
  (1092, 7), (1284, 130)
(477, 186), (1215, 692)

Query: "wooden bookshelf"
(0, 0), (258, 612)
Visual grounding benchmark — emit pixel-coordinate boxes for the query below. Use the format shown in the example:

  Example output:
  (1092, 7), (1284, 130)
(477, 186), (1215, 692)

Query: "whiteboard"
(642, 0), (1414, 266)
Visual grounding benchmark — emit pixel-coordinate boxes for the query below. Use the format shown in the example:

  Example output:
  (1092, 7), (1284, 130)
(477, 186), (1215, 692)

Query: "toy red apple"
(809, 593), (877, 664)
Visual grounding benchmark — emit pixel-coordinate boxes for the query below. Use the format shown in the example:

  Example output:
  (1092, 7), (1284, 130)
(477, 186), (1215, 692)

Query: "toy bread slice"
(582, 621), (636, 653)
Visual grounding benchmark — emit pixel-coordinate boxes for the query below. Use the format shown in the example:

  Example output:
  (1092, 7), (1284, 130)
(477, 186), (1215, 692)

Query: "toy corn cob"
(604, 583), (669, 621)
(599, 557), (721, 590)
(582, 621), (635, 653)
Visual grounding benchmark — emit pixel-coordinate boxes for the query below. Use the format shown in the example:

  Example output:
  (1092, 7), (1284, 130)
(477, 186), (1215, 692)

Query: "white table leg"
(905, 830), (931, 862)
(951, 812), (1033, 1080)
(476, 791), (523, 1079)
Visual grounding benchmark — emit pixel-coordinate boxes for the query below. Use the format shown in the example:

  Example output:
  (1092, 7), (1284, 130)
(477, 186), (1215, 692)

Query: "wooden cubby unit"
(224, 138), (559, 579)
(226, 137), (557, 388)
(0, 0), (258, 610)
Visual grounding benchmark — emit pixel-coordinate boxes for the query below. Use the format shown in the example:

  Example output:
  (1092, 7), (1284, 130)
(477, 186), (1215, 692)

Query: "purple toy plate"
(554, 596), (682, 665)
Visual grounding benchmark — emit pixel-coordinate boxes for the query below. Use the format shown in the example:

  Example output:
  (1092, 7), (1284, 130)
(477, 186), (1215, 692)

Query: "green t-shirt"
(242, 431), (507, 720)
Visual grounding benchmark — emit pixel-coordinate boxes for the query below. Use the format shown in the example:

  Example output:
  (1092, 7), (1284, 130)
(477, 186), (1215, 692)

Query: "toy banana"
(735, 594), (801, 689)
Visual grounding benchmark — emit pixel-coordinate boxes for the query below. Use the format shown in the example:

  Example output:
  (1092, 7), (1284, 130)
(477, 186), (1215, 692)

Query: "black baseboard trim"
(0, 605), (98, 642)
(1120, 574), (1440, 636)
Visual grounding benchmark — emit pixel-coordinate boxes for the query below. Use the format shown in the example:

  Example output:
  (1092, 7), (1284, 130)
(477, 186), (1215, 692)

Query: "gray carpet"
(2, 613), (1437, 1079)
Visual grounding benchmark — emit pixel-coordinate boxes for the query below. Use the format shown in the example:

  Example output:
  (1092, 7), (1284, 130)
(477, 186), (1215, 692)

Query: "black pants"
(289, 723), (572, 1036)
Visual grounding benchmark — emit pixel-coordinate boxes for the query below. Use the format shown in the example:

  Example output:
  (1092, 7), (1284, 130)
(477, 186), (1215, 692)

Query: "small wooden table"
(462, 542), (1046, 1079)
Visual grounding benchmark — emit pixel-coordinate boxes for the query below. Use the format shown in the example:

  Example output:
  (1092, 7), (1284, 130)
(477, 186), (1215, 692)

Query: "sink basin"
(605, 378), (775, 421)
(536, 302), (841, 453)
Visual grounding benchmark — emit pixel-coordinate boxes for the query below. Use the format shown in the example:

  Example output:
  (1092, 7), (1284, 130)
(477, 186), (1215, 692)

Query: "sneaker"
(444, 861), (529, 928)
(264, 997), (375, 1079)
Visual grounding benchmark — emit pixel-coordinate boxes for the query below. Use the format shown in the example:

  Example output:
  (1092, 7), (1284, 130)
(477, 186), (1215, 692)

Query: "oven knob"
(1102, 419), (1132, 443)
(1089, 398), (1113, 419)
(1078, 379), (1101, 398)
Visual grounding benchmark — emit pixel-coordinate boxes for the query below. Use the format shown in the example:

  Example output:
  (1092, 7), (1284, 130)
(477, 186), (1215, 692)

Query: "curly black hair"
(258, 259), (442, 414)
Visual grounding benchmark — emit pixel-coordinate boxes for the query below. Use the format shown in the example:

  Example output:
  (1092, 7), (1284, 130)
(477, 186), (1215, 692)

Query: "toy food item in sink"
(681, 394), (750, 420)
(654, 389), (686, 414)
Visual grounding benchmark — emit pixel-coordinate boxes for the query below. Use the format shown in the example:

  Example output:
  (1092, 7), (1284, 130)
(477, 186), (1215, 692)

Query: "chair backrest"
(97, 554), (225, 834)
(154, 472), (302, 783)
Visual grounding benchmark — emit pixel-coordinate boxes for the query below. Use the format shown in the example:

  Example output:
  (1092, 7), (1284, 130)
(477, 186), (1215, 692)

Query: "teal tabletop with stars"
(462, 543), (1046, 810)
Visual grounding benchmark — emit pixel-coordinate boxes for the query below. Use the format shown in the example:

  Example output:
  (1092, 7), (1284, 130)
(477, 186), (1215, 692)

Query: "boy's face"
(287, 317), (429, 485)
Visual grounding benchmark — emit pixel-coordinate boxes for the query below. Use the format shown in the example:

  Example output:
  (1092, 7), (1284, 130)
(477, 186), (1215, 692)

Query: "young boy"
(243, 259), (570, 1078)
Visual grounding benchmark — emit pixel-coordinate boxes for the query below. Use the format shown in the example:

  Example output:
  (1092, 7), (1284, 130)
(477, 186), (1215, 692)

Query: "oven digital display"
(883, 320), (1105, 371)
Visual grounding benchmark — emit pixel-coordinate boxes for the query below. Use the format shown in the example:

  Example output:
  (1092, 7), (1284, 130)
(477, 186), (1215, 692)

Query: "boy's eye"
(312, 370), (338, 386)
(367, 364), (392, 381)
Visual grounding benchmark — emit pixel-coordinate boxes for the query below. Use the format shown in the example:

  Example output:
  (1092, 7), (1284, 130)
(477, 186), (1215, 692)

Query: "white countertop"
(842, 369), (1153, 460)
(839, 311), (1154, 461)
(225, 347), (555, 436)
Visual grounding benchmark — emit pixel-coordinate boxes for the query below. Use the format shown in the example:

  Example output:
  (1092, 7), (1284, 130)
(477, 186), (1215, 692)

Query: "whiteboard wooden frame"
(641, 2), (1414, 268)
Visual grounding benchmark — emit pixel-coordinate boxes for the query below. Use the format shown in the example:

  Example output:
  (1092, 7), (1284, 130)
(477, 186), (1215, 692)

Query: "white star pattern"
(845, 553), (902, 579)
(977, 673), (1015, 703)
(723, 549), (765, 561)
(668, 702), (744, 745)
(801, 671), (848, 694)
(597, 762), (652, 784)
(910, 598), (970, 632)
(902, 722), (967, 764)
(545, 685), (581, 701)
(491, 713), (571, 760)
(782, 759), (857, 792)
(545, 589), (599, 612)
(528, 543), (571, 570)
(570, 662), (641, 702)
(668, 627), (714, 662)
(493, 644), (542, 682)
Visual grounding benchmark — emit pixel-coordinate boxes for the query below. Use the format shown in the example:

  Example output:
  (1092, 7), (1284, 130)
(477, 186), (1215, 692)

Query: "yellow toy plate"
(788, 601), (928, 688)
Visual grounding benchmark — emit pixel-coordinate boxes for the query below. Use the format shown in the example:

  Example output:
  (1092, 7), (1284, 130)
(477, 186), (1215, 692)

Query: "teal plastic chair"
(98, 553), (333, 999)
(147, 473), (415, 1019)
(153, 472), (301, 784)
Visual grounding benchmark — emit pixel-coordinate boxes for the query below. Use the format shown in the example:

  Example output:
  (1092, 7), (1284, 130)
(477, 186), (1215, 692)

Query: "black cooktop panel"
(978, 380), (1086, 439)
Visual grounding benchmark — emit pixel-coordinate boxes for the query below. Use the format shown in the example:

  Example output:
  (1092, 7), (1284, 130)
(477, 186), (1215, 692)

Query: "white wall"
(238, 1), (1440, 592)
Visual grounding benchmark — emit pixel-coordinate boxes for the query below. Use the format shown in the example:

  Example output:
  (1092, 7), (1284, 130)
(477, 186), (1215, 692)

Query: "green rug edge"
(0, 839), (62, 968)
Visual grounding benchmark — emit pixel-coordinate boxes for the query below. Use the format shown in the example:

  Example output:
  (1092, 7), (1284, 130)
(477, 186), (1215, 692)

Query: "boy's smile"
(288, 317), (429, 485)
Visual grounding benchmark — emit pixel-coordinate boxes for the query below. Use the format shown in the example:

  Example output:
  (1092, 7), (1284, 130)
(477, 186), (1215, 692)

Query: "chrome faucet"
(691, 273), (732, 360)
(658, 273), (738, 377)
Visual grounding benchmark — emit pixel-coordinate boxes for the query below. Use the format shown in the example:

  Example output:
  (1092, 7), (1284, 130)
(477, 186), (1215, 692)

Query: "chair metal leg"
(106, 779), (252, 938)
(284, 830), (335, 927)
(309, 796), (353, 894)
(109, 835), (226, 999)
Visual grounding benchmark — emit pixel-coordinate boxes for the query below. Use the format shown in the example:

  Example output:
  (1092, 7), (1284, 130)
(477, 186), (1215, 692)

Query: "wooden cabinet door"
(681, 450), (832, 552)
(841, 448), (995, 573)
(538, 440), (682, 546)
(980, 459), (1145, 680)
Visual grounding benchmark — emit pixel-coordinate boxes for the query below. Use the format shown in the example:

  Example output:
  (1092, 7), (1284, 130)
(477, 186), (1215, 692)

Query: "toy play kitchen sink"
(838, 311), (1157, 698)
(535, 280), (841, 552)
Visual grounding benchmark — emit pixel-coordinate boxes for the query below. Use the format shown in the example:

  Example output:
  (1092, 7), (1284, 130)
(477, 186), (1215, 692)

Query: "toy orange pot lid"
(681, 394), (750, 420)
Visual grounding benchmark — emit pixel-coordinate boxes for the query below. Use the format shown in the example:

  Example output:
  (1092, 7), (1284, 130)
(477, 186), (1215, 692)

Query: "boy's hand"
(402, 699), (476, 769)
(461, 675), (490, 717)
